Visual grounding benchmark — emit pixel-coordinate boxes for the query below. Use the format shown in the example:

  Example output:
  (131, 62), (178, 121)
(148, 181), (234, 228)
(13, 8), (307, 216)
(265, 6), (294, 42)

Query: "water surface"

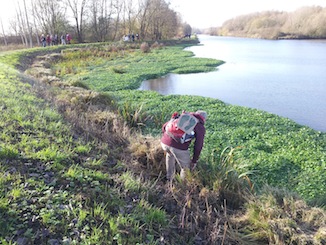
(140, 35), (326, 132)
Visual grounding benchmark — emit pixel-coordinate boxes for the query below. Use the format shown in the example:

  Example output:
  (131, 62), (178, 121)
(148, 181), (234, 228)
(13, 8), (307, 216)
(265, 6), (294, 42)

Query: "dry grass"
(0, 44), (26, 52)
(230, 186), (326, 244)
(128, 135), (165, 174)
(22, 53), (130, 152)
(140, 42), (150, 53)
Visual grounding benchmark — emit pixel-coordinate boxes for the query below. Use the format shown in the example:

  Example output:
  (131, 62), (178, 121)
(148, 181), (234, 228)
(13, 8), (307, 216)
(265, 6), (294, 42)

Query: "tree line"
(0, 0), (192, 47)
(208, 6), (326, 39)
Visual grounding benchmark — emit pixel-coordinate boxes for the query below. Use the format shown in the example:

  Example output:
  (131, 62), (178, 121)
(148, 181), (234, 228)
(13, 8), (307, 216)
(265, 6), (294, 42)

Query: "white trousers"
(161, 143), (191, 180)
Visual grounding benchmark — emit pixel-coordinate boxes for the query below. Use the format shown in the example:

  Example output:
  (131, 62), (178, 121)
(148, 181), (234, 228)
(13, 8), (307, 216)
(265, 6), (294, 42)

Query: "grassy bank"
(0, 40), (325, 244)
(1, 47), (179, 244)
(46, 41), (325, 204)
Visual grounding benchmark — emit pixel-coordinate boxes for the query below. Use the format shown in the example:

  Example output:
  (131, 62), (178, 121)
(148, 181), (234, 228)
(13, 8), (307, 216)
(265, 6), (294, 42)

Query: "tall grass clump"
(151, 41), (164, 49)
(203, 146), (254, 208)
(231, 186), (326, 244)
(140, 42), (150, 53)
(118, 102), (151, 128)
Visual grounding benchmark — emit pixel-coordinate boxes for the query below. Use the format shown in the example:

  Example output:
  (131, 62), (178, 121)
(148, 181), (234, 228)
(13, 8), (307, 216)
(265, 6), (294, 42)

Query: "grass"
(50, 43), (222, 92)
(233, 186), (326, 244)
(113, 90), (326, 203)
(0, 57), (126, 243)
(0, 39), (325, 244)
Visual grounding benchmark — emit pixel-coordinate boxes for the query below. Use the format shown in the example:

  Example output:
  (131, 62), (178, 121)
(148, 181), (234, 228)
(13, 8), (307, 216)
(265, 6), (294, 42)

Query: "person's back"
(46, 35), (50, 46)
(161, 110), (207, 181)
(41, 34), (46, 47)
(61, 35), (66, 45)
(66, 33), (71, 44)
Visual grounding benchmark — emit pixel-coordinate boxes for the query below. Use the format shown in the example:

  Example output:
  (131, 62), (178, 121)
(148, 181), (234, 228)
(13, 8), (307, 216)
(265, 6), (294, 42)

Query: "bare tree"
(23, 0), (34, 47)
(89, 0), (115, 42)
(138, 0), (153, 40)
(16, 2), (28, 46)
(311, 9), (326, 37)
(32, 0), (50, 34)
(100, 0), (114, 41)
(138, 0), (177, 40)
(31, 4), (41, 46)
(32, 0), (67, 37)
(122, 0), (137, 35)
(218, 6), (326, 39)
(111, 0), (124, 40)
(1, 0), (184, 45)
(89, 0), (100, 41)
(182, 23), (192, 37)
(157, 1), (178, 39)
(0, 18), (8, 46)
(65, 0), (89, 43)
(48, 0), (67, 35)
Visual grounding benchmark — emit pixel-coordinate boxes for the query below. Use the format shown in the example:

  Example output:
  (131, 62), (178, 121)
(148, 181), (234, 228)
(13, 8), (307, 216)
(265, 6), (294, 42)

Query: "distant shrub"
(68, 76), (90, 89)
(71, 80), (90, 90)
(140, 42), (150, 53)
(109, 44), (119, 52)
(112, 66), (126, 74)
(150, 41), (162, 49)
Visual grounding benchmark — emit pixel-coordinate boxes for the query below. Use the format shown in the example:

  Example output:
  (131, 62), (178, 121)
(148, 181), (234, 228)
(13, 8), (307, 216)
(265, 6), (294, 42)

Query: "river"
(139, 35), (326, 132)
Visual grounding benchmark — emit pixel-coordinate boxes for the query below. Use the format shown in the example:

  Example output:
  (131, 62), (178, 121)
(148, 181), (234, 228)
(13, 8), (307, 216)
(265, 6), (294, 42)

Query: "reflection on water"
(141, 75), (176, 94)
(139, 35), (326, 132)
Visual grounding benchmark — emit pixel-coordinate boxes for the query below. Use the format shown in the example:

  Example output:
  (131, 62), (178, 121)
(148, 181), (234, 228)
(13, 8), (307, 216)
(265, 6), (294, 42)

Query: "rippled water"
(140, 35), (326, 132)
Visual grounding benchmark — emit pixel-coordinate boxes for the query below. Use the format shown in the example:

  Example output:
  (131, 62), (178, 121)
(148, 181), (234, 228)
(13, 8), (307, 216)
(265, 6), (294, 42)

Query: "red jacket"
(161, 113), (206, 163)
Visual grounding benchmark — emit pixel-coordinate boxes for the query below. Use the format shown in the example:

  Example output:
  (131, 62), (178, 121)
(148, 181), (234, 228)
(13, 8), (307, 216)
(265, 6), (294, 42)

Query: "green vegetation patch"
(53, 44), (223, 92)
(114, 89), (326, 203)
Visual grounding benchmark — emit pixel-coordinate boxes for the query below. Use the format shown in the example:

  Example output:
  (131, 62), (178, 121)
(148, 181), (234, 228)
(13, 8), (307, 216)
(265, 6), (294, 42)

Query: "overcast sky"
(1, 0), (326, 32)
(169, 0), (326, 28)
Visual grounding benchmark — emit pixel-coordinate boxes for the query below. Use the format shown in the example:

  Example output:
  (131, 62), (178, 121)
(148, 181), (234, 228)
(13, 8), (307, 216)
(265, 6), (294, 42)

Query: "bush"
(150, 41), (162, 49)
(140, 42), (150, 53)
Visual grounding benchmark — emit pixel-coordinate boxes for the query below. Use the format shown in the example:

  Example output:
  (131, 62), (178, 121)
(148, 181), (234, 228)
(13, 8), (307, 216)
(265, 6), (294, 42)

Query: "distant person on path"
(61, 34), (66, 45)
(52, 34), (58, 45)
(160, 110), (207, 181)
(123, 35), (129, 42)
(40, 34), (46, 47)
(66, 33), (71, 44)
(46, 34), (51, 46)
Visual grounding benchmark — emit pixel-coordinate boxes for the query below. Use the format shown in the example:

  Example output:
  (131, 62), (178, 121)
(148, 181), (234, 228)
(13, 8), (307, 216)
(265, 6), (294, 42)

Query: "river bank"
(0, 42), (325, 244)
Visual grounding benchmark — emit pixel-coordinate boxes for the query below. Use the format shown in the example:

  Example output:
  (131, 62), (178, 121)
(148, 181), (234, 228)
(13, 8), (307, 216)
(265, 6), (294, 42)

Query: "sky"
(1, 0), (326, 32)
(169, 0), (326, 28)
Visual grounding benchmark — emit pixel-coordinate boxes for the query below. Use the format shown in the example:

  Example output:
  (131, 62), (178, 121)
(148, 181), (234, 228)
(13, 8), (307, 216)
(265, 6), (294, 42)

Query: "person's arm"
(192, 124), (206, 164)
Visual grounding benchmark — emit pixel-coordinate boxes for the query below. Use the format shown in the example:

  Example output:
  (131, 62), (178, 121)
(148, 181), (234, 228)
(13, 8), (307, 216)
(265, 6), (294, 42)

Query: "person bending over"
(161, 110), (207, 181)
